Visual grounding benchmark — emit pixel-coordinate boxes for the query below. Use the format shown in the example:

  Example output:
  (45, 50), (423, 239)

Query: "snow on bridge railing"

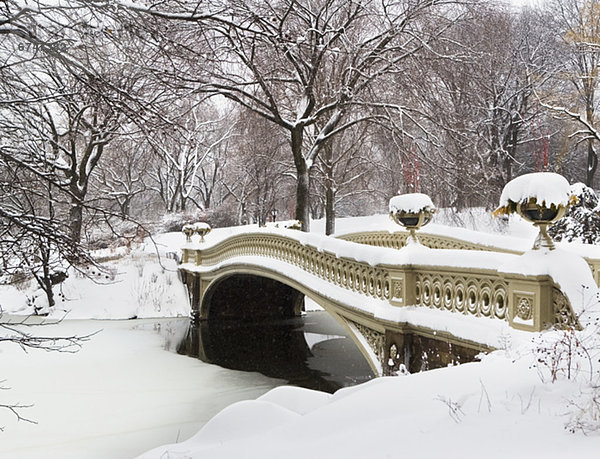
(180, 225), (596, 333)
(338, 229), (600, 289)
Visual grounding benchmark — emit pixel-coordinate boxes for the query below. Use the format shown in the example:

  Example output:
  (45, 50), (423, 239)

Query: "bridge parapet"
(183, 232), (393, 302)
(340, 230), (600, 288)
(338, 230), (520, 254)
(180, 229), (581, 332)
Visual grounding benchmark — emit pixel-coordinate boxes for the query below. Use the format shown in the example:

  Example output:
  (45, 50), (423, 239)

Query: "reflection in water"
(177, 311), (375, 393)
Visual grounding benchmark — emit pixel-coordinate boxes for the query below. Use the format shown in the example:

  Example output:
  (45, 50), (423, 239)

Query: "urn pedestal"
(516, 200), (566, 251)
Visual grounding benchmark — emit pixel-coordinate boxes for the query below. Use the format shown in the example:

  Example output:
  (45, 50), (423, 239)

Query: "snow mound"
(499, 172), (572, 209)
(191, 400), (299, 443)
(389, 193), (436, 214)
(139, 400), (300, 457)
(258, 386), (332, 415)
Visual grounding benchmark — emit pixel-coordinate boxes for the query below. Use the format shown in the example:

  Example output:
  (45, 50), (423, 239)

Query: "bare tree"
(94, 136), (150, 218)
(0, 142), (94, 309)
(147, 99), (236, 213)
(382, 3), (555, 209)
(0, 0), (167, 243)
(0, 1), (166, 310)
(543, 0), (600, 187)
(313, 124), (376, 234)
(109, 0), (458, 230)
(222, 111), (293, 226)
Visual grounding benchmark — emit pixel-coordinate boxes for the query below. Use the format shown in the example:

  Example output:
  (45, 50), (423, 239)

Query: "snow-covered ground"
(141, 351), (600, 459)
(2, 213), (600, 458)
(0, 318), (281, 458)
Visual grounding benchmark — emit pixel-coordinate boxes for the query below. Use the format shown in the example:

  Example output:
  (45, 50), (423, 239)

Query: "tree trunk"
(296, 169), (311, 231)
(121, 196), (131, 217)
(325, 186), (335, 236)
(586, 139), (597, 187)
(291, 127), (311, 232)
(324, 143), (335, 235)
(180, 192), (186, 213)
(40, 242), (55, 310)
(69, 199), (84, 244)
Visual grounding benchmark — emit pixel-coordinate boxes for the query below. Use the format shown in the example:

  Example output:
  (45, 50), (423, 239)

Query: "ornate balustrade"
(339, 230), (600, 288)
(340, 230), (520, 254)
(183, 233), (393, 302)
(181, 230), (580, 332)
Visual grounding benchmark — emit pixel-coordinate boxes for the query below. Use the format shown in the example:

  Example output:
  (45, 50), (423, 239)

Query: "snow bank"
(258, 386), (332, 415)
(140, 350), (600, 459)
(1, 232), (190, 320)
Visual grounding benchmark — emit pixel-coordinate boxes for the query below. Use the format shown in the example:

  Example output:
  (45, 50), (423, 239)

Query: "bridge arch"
(197, 264), (349, 322)
(201, 271), (305, 321)
(188, 264), (384, 374)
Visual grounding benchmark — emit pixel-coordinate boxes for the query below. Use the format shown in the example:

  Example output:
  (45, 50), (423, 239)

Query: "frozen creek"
(0, 317), (281, 458)
(0, 312), (372, 458)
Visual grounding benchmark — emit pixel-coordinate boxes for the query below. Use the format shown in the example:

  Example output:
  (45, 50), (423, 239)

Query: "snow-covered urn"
(193, 222), (212, 242)
(494, 172), (576, 250)
(389, 193), (436, 244)
(182, 222), (212, 243)
(182, 223), (195, 242)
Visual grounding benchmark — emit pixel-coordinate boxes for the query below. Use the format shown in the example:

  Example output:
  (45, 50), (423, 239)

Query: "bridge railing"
(181, 230), (580, 332)
(337, 230), (520, 253)
(183, 232), (393, 302)
(339, 230), (600, 288)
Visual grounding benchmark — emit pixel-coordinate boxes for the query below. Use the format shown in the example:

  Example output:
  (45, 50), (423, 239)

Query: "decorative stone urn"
(389, 193), (436, 244)
(517, 198), (567, 250)
(494, 172), (575, 250)
(182, 223), (195, 243)
(193, 222), (212, 242)
(182, 222), (212, 243)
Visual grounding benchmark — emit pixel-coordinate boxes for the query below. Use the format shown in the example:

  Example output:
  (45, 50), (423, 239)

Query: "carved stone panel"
(351, 321), (385, 367)
(392, 280), (403, 299)
(516, 295), (534, 321)
(552, 287), (579, 330)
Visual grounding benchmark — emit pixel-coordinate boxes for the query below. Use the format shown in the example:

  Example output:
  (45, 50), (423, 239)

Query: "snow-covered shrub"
(435, 207), (508, 233)
(530, 310), (600, 434)
(132, 269), (166, 314)
(208, 204), (239, 228)
(160, 211), (207, 233)
(531, 329), (592, 383)
(566, 386), (600, 434)
(5, 271), (32, 290)
(549, 183), (600, 244)
(132, 253), (150, 277)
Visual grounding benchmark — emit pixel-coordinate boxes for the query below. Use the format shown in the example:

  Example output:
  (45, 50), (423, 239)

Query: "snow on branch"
(0, 315), (98, 354)
(538, 100), (600, 143)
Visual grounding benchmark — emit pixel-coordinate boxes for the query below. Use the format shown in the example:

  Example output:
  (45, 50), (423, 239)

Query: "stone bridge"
(179, 226), (597, 375)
